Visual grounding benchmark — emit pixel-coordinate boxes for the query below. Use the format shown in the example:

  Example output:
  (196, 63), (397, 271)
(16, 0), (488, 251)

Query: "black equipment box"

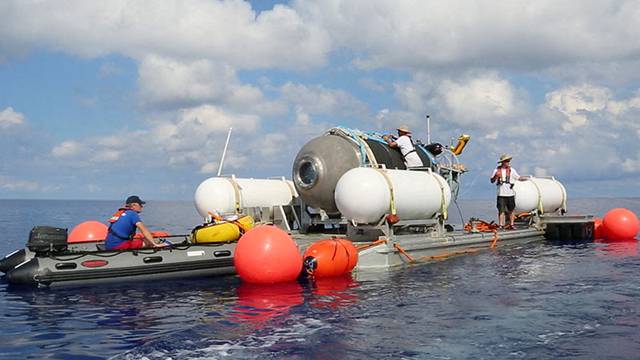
(28, 226), (68, 253)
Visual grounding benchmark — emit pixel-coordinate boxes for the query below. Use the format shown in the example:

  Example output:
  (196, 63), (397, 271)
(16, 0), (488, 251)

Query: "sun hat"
(396, 125), (411, 133)
(498, 154), (513, 163)
(125, 195), (146, 205)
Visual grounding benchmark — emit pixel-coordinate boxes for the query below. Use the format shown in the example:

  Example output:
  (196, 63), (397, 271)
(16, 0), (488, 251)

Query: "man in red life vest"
(490, 154), (522, 229)
(105, 195), (166, 250)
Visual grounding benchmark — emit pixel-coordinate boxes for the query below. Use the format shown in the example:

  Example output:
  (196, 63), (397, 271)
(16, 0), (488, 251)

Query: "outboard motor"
(27, 226), (68, 255)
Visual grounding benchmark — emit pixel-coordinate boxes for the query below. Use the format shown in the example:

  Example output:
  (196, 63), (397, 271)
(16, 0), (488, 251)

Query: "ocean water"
(0, 198), (639, 359)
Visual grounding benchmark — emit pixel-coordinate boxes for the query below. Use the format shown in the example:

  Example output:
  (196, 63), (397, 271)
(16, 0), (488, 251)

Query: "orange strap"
(394, 243), (415, 263)
(464, 219), (499, 232)
(490, 230), (499, 248)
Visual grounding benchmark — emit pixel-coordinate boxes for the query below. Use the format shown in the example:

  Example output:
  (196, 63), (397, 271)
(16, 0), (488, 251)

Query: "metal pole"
(426, 114), (431, 144)
(217, 127), (233, 176)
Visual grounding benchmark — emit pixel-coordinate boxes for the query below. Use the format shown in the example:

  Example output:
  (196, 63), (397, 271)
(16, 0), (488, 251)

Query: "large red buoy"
(68, 221), (108, 243)
(603, 208), (640, 241)
(303, 238), (358, 278)
(234, 225), (302, 284)
(593, 218), (605, 239)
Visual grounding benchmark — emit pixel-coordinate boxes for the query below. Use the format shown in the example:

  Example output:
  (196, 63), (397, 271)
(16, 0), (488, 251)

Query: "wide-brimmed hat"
(125, 195), (146, 205)
(497, 154), (513, 163)
(396, 125), (411, 133)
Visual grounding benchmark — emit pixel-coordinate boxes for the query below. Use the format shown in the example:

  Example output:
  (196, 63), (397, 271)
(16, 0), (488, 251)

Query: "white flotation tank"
(194, 176), (298, 217)
(334, 167), (451, 224)
(513, 176), (567, 214)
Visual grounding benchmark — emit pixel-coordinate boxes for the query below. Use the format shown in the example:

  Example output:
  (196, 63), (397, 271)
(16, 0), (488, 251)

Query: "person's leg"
(112, 239), (144, 250)
(497, 197), (506, 227)
(506, 196), (516, 227)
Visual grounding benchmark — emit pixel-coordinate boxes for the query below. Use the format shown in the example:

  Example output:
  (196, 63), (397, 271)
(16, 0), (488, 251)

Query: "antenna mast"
(217, 127), (233, 176)
(426, 114), (431, 144)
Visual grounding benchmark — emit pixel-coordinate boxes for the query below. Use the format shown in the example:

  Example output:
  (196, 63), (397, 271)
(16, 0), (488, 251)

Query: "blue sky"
(1, 0), (639, 201)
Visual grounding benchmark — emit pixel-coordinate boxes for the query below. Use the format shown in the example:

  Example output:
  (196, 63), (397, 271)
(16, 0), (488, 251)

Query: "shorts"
(496, 196), (515, 213)
(111, 239), (144, 250)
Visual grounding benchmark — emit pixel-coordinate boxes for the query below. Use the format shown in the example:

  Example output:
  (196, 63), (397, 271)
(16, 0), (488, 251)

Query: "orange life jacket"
(496, 167), (512, 186)
(108, 208), (128, 223)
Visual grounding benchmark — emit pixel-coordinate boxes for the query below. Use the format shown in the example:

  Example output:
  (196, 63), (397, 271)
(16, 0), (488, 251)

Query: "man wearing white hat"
(490, 154), (521, 229)
(383, 125), (423, 168)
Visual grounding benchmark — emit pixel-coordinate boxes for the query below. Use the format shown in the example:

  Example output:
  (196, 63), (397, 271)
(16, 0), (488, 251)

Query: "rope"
(394, 243), (415, 263)
(529, 177), (544, 215)
(490, 230), (499, 248)
(555, 176), (568, 213)
(224, 176), (242, 214)
(430, 169), (448, 220)
(418, 248), (481, 261)
(374, 168), (397, 217)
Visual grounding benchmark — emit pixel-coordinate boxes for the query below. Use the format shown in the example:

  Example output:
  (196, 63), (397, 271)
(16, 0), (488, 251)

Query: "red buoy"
(603, 208), (640, 241)
(593, 218), (605, 239)
(234, 225), (302, 284)
(68, 221), (108, 243)
(303, 238), (358, 278)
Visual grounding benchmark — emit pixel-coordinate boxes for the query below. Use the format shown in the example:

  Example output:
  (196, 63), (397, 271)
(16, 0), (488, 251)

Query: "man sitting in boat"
(105, 195), (167, 250)
(383, 124), (424, 168)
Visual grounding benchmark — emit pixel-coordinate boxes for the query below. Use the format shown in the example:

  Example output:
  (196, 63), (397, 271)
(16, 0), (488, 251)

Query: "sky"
(1, 0), (639, 202)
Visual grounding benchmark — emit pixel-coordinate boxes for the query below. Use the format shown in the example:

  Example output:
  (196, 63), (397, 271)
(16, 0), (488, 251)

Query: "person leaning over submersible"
(383, 124), (423, 168)
(490, 154), (523, 230)
(105, 195), (167, 250)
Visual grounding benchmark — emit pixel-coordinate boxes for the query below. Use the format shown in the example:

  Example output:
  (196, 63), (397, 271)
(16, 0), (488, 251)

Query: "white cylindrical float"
(194, 176), (298, 217)
(334, 167), (451, 224)
(513, 176), (567, 214)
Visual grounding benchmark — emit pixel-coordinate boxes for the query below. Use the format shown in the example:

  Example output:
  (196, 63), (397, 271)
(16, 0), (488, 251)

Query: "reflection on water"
(595, 238), (639, 257)
(231, 282), (304, 326)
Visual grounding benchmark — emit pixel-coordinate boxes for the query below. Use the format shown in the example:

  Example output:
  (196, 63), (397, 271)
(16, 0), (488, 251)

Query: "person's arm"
(490, 168), (499, 183)
(383, 135), (399, 148)
(136, 221), (165, 247)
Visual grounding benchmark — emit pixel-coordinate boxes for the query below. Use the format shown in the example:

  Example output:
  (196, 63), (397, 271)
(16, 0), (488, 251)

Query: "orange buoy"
(593, 218), (605, 239)
(234, 225), (302, 284)
(303, 238), (358, 278)
(68, 221), (108, 243)
(603, 208), (640, 241)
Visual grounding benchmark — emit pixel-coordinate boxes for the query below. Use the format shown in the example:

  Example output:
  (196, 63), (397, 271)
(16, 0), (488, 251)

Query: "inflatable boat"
(0, 217), (255, 288)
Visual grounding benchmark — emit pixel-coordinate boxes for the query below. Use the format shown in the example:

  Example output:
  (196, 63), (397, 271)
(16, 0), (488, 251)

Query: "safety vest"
(497, 167), (513, 187)
(107, 208), (134, 240)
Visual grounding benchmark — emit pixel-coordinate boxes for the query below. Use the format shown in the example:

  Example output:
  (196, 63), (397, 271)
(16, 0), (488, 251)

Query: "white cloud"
(0, 107), (25, 129)
(546, 85), (611, 131)
(0, 1), (331, 69)
(296, 0), (640, 73)
(436, 74), (516, 122)
(281, 82), (369, 117)
(52, 141), (85, 158)
(0, 175), (39, 192)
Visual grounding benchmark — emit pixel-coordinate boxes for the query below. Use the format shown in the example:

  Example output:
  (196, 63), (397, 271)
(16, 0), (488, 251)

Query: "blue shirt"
(105, 209), (141, 250)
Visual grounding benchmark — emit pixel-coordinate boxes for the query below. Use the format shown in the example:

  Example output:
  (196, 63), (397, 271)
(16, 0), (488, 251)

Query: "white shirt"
(491, 166), (520, 197)
(396, 135), (423, 168)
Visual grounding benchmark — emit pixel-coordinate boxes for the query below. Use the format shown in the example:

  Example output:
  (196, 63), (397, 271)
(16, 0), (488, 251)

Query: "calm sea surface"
(0, 198), (639, 359)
